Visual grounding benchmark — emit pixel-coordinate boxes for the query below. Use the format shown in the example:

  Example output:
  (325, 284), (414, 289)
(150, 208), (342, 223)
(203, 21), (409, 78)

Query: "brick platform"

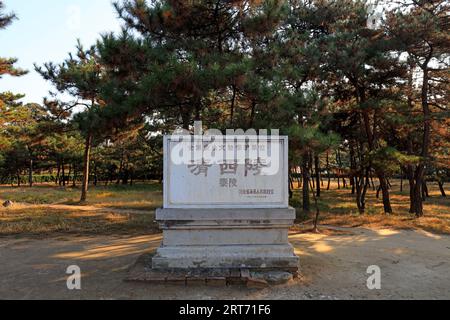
(125, 253), (297, 288)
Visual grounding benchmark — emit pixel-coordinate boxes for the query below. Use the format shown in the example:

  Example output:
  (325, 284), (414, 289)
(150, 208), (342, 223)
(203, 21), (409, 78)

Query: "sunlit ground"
(0, 180), (449, 300)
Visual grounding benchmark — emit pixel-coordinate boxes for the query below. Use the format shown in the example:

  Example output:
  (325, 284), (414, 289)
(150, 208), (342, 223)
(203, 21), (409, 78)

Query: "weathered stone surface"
(152, 136), (300, 273)
(227, 270), (246, 285)
(125, 270), (167, 284)
(247, 278), (269, 289)
(166, 279), (187, 285)
(250, 271), (293, 285)
(165, 271), (187, 285)
(152, 244), (299, 269)
(240, 269), (251, 279)
(162, 228), (289, 246)
(164, 136), (289, 209)
(265, 271), (294, 285)
(156, 207), (296, 223)
(153, 207), (299, 270)
(127, 254), (297, 287)
(186, 278), (207, 286)
(206, 277), (227, 287)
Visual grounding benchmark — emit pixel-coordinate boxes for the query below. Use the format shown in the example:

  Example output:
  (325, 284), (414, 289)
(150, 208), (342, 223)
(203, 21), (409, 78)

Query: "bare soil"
(1, 226), (449, 300)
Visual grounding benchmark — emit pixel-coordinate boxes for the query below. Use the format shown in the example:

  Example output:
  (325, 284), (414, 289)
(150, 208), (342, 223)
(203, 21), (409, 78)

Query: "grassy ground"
(0, 180), (449, 237)
(0, 182), (162, 208)
(292, 180), (450, 235)
(0, 182), (162, 237)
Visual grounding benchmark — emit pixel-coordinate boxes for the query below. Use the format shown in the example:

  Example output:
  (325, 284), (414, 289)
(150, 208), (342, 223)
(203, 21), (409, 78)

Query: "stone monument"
(152, 133), (299, 274)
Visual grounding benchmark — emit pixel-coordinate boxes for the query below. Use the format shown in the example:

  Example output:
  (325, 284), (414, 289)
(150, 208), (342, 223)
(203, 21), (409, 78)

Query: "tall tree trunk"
(68, 165), (72, 186)
(29, 158), (33, 188)
(355, 168), (370, 215)
(370, 176), (376, 191)
(73, 167), (77, 187)
(422, 180), (429, 200)
(289, 176), (294, 200)
(362, 172), (370, 213)
(116, 155), (124, 185)
(93, 162), (98, 187)
(181, 106), (192, 131)
(378, 175), (393, 214)
(438, 182), (446, 197)
(56, 161), (61, 185)
(302, 156), (310, 213)
(309, 179), (321, 233)
(355, 175), (364, 214)
(414, 62), (432, 217)
(122, 166), (129, 185)
(351, 177), (356, 195)
(249, 100), (256, 128)
(289, 170), (294, 200)
(400, 169), (404, 192)
(230, 85), (236, 127)
(61, 158), (66, 187)
(80, 133), (93, 203)
(336, 150), (342, 190)
(405, 61), (420, 216)
(359, 87), (393, 214)
(354, 141), (369, 214)
(326, 152), (331, 191)
(407, 167), (416, 214)
(315, 155), (321, 197)
(412, 176), (423, 217)
(350, 143), (356, 195)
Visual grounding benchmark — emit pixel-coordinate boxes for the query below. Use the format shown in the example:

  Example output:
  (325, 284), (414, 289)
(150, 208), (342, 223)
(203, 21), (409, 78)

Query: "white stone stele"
(152, 136), (299, 271)
(152, 208), (299, 270)
(164, 136), (289, 209)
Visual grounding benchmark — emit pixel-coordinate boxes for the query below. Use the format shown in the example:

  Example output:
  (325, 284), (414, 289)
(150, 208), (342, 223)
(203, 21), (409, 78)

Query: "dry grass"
(292, 180), (450, 235)
(1, 180), (449, 237)
(0, 182), (162, 209)
(0, 207), (159, 237)
(0, 183), (161, 237)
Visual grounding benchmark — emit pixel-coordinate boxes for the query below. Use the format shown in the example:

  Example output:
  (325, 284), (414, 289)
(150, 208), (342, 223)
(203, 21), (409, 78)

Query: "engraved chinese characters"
(165, 137), (288, 209)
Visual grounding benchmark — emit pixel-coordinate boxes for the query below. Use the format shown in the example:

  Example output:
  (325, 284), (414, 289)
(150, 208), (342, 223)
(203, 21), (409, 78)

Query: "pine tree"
(310, 0), (409, 214)
(36, 42), (106, 202)
(0, 1), (29, 183)
(385, 0), (450, 217)
(97, 0), (287, 132)
(0, 1), (26, 80)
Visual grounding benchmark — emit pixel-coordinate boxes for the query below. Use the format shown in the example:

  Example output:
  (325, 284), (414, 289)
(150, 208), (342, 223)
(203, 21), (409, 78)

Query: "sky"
(1, 0), (122, 103)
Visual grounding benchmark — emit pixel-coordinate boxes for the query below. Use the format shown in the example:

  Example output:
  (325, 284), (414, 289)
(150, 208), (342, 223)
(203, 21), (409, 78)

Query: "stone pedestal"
(152, 207), (299, 271)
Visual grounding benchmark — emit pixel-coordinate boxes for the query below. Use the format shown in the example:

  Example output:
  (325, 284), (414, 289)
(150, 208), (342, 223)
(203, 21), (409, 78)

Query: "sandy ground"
(0, 227), (449, 300)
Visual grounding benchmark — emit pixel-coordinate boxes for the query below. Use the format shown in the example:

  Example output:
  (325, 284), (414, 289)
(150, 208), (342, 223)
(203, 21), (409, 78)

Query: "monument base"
(152, 208), (299, 272)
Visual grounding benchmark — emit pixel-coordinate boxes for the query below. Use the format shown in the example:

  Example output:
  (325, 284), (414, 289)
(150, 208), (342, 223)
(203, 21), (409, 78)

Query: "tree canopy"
(0, 0), (448, 216)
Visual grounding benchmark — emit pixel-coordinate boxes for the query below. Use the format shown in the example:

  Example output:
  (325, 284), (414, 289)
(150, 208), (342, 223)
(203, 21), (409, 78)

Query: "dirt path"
(0, 227), (449, 300)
